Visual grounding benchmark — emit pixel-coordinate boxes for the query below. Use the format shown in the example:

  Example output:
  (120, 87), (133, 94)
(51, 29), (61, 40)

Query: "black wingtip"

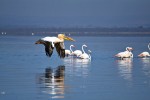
(60, 49), (65, 58)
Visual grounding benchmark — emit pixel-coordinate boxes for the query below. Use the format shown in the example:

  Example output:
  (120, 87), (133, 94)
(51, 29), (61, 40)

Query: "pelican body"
(35, 34), (75, 58)
(115, 47), (133, 60)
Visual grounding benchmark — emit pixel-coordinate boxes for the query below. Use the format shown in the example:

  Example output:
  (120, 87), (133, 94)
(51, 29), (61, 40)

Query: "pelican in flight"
(138, 43), (150, 57)
(35, 34), (75, 58)
(115, 47), (133, 60)
(65, 45), (75, 56)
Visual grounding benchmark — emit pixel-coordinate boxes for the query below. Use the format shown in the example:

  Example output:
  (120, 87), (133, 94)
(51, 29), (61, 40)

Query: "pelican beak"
(64, 36), (75, 41)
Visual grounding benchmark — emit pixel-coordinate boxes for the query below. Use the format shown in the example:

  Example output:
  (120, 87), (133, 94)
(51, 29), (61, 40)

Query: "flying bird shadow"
(37, 65), (66, 98)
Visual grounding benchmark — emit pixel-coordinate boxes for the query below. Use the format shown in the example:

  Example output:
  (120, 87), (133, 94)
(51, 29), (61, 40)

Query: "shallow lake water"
(0, 35), (150, 100)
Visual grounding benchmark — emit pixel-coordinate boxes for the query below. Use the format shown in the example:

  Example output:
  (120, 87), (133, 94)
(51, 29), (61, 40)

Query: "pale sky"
(0, 0), (150, 27)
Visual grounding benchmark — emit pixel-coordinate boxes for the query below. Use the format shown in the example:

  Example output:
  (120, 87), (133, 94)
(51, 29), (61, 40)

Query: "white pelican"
(65, 45), (75, 56)
(72, 44), (87, 57)
(35, 34), (75, 58)
(115, 47), (133, 60)
(79, 50), (92, 60)
(138, 43), (150, 57)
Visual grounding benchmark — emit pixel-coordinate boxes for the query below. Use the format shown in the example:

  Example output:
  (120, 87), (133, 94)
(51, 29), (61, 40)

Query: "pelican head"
(58, 34), (75, 41)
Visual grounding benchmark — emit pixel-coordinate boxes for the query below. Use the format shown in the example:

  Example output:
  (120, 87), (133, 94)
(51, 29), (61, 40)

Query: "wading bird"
(78, 44), (91, 59)
(115, 47), (133, 60)
(79, 50), (92, 60)
(65, 45), (75, 56)
(72, 44), (87, 57)
(138, 43), (150, 57)
(35, 34), (75, 58)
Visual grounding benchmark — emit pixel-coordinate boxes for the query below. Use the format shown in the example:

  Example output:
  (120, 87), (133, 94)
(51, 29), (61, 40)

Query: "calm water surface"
(0, 35), (150, 100)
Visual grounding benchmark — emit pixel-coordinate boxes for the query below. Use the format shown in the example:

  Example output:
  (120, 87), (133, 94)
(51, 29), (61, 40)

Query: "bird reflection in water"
(140, 58), (150, 77)
(63, 56), (91, 67)
(63, 56), (91, 77)
(37, 65), (65, 99)
(115, 58), (133, 82)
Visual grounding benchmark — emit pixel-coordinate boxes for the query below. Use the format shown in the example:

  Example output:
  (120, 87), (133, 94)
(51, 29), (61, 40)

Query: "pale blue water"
(0, 35), (150, 100)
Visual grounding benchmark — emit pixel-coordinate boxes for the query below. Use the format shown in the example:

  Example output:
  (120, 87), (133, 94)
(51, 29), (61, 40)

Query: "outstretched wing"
(44, 41), (54, 57)
(55, 42), (65, 58)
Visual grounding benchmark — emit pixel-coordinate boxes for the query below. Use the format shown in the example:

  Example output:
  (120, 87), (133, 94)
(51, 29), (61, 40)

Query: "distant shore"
(0, 27), (150, 36)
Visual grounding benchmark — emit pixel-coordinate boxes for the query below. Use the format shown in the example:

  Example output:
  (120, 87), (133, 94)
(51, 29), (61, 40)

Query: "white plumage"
(138, 43), (150, 57)
(35, 34), (75, 58)
(115, 47), (133, 60)
(72, 50), (82, 57)
(65, 45), (75, 56)
(79, 50), (91, 60)
(138, 51), (150, 57)
(72, 44), (87, 57)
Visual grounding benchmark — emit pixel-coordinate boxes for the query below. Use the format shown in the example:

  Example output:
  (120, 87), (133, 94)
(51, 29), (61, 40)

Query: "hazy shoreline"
(0, 27), (150, 36)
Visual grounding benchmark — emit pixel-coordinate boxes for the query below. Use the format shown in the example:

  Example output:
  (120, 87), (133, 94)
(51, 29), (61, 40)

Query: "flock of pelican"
(35, 34), (91, 60)
(115, 43), (150, 60)
(35, 33), (149, 61)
